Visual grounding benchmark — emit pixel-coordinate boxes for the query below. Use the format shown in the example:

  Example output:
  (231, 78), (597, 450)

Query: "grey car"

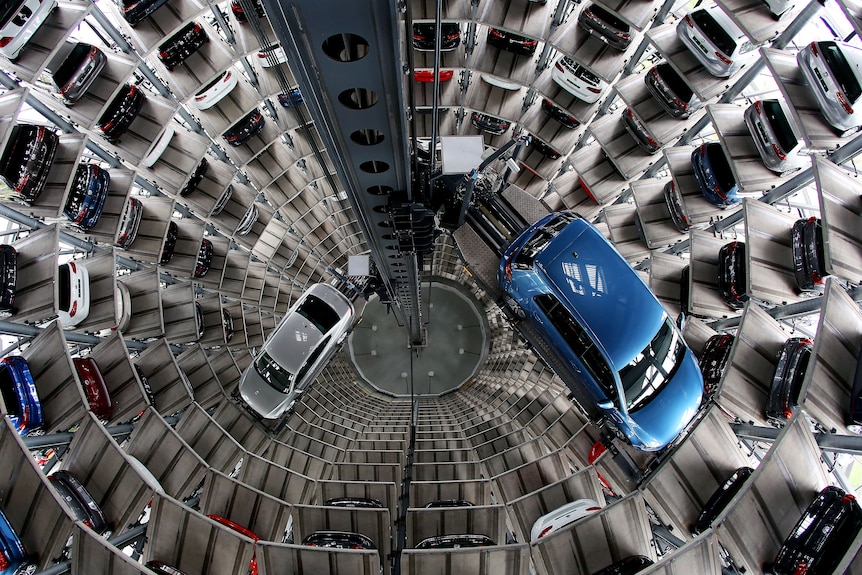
(798, 40), (862, 136)
(743, 99), (803, 175)
(239, 283), (354, 420)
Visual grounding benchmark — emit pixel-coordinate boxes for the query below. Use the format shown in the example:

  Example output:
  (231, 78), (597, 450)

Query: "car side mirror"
(597, 400), (613, 410)
(676, 312), (686, 332)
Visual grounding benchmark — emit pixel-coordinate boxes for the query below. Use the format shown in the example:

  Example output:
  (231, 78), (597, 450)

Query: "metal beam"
(732, 422), (862, 455)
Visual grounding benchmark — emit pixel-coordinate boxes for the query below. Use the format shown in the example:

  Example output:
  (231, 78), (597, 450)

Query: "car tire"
(503, 294), (525, 319)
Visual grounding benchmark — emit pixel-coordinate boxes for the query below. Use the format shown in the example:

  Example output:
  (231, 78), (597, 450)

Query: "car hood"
(238, 365), (292, 419)
(265, 313), (325, 373)
(625, 347), (703, 450)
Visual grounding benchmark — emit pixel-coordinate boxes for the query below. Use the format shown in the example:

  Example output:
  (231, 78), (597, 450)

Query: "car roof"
(534, 217), (666, 368)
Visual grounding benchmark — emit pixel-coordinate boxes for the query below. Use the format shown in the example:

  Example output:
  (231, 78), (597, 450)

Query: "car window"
(0, 2), (23, 28)
(691, 10), (736, 56)
(297, 295), (340, 333)
(254, 350), (295, 393)
(513, 212), (576, 270)
(706, 144), (736, 191)
(534, 293), (617, 398)
(52, 43), (91, 88)
(589, 4), (627, 30)
(0, 364), (20, 415)
(1, 126), (31, 186)
(763, 100), (798, 153)
(658, 64), (694, 100)
(619, 317), (685, 411)
(823, 43), (862, 104)
(58, 264), (71, 313)
(295, 335), (331, 384)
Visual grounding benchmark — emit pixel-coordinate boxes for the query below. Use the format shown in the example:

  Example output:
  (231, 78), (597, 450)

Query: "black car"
(486, 27), (538, 55)
(591, 555), (654, 575)
(222, 308), (234, 343)
(159, 221), (178, 265)
(98, 84), (146, 143)
(416, 534), (495, 549)
(115, 197), (143, 248)
(470, 111), (510, 135)
(531, 137), (561, 159)
(134, 364), (155, 407)
(679, 265), (691, 315)
(623, 107), (661, 154)
(224, 108), (265, 146)
(194, 238), (213, 278)
(577, 3), (632, 51)
(194, 302), (204, 340)
(424, 500), (475, 508)
(42, 41), (107, 105)
(765, 337), (813, 426)
(663, 181), (691, 233)
(692, 142), (740, 209)
(64, 163), (110, 230)
(692, 466), (754, 535)
(644, 63), (702, 119)
(791, 217), (827, 294)
(412, 22), (461, 51)
(179, 158), (208, 198)
(0, 245), (16, 315)
(302, 531), (376, 549)
(699, 333), (734, 395)
(49, 470), (109, 534)
(158, 21), (208, 71)
(145, 562), (187, 575)
(230, 0), (265, 21)
(324, 497), (384, 508)
(541, 98), (580, 129)
(769, 486), (862, 575)
(115, 0), (170, 25)
(1, 124), (59, 204)
(718, 241), (747, 310)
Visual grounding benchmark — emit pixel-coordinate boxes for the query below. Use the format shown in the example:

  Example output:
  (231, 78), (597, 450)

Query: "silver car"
(743, 99), (804, 175)
(239, 283), (354, 420)
(798, 41), (862, 135)
(676, 4), (757, 78)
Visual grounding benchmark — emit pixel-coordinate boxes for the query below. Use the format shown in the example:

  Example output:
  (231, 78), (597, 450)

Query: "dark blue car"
(0, 507), (33, 575)
(63, 164), (110, 230)
(691, 142), (740, 209)
(0, 355), (43, 437)
(498, 212), (704, 451)
(278, 88), (303, 108)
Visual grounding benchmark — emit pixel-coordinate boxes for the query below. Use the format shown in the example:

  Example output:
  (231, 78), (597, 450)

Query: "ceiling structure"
(0, 0), (860, 574)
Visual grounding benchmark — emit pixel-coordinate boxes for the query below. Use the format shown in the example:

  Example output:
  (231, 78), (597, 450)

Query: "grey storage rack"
(140, 125), (212, 194)
(587, 111), (658, 180)
(239, 260), (268, 305)
(476, 0), (553, 35)
(594, 0), (666, 31)
(602, 202), (651, 263)
(549, 11), (639, 84)
(412, 66), (463, 108)
(631, 179), (687, 249)
(799, 279), (862, 434)
(161, 282), (203, 344)
(647, 250), (689, 315)
(707, 104), (806, 193)
(119, 0), (209, 56)
(117, 190), (173, 263)
(75, 249), (122, 332)
(813, 158), (862, 284)
(200, 469), (293, 542)
(716, 0), (802, 45)
(406, 503), (504, 547)
(196, 291), (227, 347)
(133, 340), (194, 418)
(9, 224), (60, 325)
(409, 478), (492, 509)
(219, 252), (250, 297)
(258, 540), (382, 575)
(569, 143), (629, 206)
(193, 66), (269, 137)
(209, 180), (258, 240)
(665, 147), (739, 227)
(239, 451), (318, 504)
(244, 135), (314, 191)
(209, 400), (271, 455)
(159, 217), (205, 277)
(178, 155), (237, 217)
(401, 544), (531, 575)
(761, 47), (849, 150)
(688, 229), (744, 319)
(83, 330), (150, 425)
(175, 402), (247, 473)
(70, 525), (152, 575)
(646, 24), (742, 101)
(118, 267), (165, 341)
(533, 69), (603, 128)
(468, 32), (540, 91)
(85, 169), (135, 246)
(175, 345), (225, 410)
(293, 502), (392, 565)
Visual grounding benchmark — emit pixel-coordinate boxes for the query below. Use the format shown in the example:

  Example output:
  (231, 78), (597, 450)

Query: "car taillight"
(194, 23), (202, 33)
(158, 51), (170, 59)
(0, 38), (13, 48)
(0, 550), (9, 570)
(772, 143), (786, 160)
(504, 257), (513, 280)
(810, 42), (818, 57)
(195, 94), (206, 101)
(616, 31), (630, 39)
(70, 300), (77, 317)
(489, 28), (503, 38)
(812, 271), (823, 284)
(701, 144), (707, 157)
(15, 174), (28, 193)
(226, 134), (238, 141)
(538, 526), (553, 538)
(836, 90), (854, 114)
(412, 34), (422, 40)
(784, 406), (793, 419)
(555, 61), (564, 71)
(646, 135), (659, 147)
(715, 51), (732, 65)
(586, 506), (601, 511)
(588, 86), (601, 93)
(673, 97), (688, 110)
(842, 493), (856, 503)
(753, 100), (762, 114)
(69, 261), (77, 273)
(101, 121), (114, 132)
(446, 33), (460, 40)
(526, 40), (538, 46)
(685, 14), (694, 26)
(714, 184), (726, 198)
(626, 108), (634, 119)
(223, 71), (232, 82)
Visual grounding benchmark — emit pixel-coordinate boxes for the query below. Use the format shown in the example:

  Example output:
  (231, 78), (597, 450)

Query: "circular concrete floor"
(348, 279), (489, 396)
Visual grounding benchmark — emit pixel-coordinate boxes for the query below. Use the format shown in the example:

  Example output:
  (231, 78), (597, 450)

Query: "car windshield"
(658, 64), (693, 100)
(197, 71), (227, 95)
(297, 295), (340, 334)
(58, 264), (71, 312)
(706, 144), (736, 191)
(589, 4), (628, 30)
(254, 350), (295, 394)
(514, 212), (577, 270)
(691, 10), (736, 56)
(619, 316), (686, 411)
(294, 335), (330, 386)
(763, 100), (798, 153)
(52, 44), (91, 87)
(0, 364), (20, 415)
(822, 43), (862, 104)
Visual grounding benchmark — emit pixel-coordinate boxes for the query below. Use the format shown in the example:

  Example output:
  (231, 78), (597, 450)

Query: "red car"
(414, 69), (454, 83)
(73, 357), (113, 420)
(207, 515), (258, 575)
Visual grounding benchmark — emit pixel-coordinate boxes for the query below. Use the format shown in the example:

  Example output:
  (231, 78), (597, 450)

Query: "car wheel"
(503, 294), (525, 319)
(14, 562), (38, 575)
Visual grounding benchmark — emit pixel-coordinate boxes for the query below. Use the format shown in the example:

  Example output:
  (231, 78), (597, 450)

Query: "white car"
(551, 56), (607, 103)
(530, 498), (602, 541)
(743, 99), (804, 175)
(481, 73), (521, 91)
(141, 125), (174, 168)
(0, 0), (57, 61)
(235, 203), (258, 236)
(257, 44), (287, 68)
(238, 283), (354, 420)
(58, 260), (90, 328)
(798, 41), (862, 135)
(211, 184), (233, 216)
(192, 69), (238, 110)
(676, 4), (757, 78)
(115, 280), (131, 333)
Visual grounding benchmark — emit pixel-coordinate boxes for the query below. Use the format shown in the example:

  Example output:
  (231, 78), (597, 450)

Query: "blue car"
(0, 507), (33, 575)
(0, 356), (43, 437)
(278, 88), (303, 108)
(691, 142), (740, 209)
(63, 164), (110, 230)
(498, 212), (704, 451)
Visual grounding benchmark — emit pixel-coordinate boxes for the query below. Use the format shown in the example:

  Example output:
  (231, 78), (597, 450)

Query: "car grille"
(754, 118), (771, 146)
(813, 67), (829, 93)
(692, 36), (710, 55)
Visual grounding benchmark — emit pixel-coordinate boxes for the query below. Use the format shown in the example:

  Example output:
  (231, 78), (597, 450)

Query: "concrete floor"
(348, 279), (489, 396)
